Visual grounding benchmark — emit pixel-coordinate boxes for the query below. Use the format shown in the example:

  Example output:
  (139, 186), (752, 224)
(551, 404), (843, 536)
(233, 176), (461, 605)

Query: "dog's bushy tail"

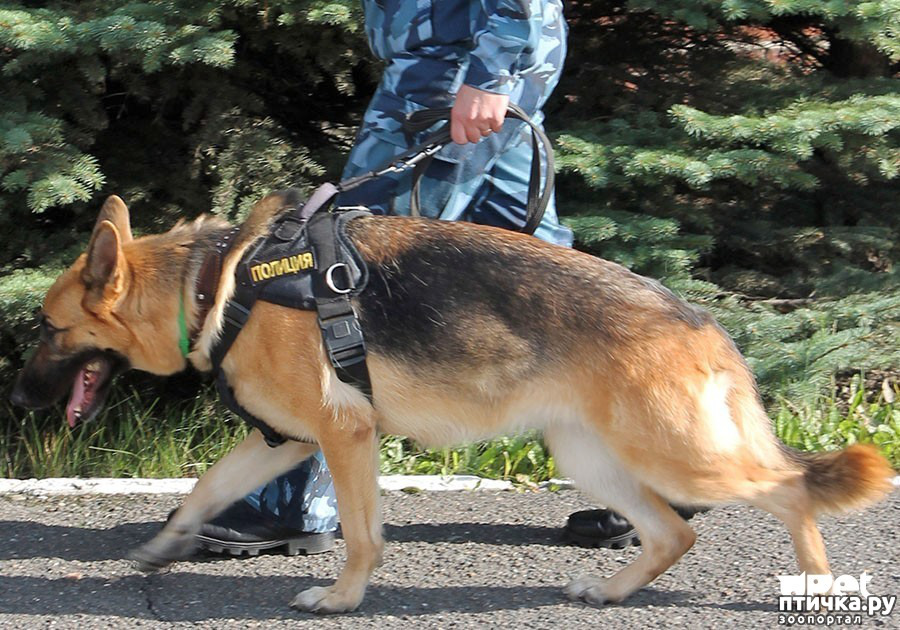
(784, 444), (894, 515)
(721, 340), (894, 515)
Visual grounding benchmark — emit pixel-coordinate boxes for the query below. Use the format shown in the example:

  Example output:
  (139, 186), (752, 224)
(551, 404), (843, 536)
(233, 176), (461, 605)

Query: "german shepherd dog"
(11, 194), (894, 614)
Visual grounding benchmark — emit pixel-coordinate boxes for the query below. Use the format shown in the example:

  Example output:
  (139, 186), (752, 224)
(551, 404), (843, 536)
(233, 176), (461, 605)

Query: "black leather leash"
(337, 103), (554, 235)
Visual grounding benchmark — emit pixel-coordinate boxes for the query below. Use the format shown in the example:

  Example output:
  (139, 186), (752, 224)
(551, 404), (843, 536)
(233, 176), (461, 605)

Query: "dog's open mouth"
(65, 356), (116, 427)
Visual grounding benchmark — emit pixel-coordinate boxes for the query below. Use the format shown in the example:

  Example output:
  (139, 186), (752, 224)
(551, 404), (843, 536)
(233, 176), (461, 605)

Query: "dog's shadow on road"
(0, 571), (763, 621)
(0, 520), (161, 562)
(0, 518), (773, 620)
(0, 520), (565, 563)
(0, 571), (772, 621)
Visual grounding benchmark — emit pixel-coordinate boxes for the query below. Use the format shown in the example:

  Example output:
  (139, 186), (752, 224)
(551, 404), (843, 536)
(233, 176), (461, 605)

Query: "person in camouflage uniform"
(337, 0), (573, 245)
(195, 0), (574, 555)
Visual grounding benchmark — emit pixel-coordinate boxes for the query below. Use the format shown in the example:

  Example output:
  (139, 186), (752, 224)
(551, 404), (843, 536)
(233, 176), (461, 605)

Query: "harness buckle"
(273, 217), (306, 242)
(318, 312), (367, 369)
(222, 300), (252, 330)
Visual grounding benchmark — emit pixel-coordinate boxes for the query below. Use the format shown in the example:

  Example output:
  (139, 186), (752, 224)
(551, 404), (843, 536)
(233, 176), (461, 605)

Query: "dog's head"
(10, 195), (189, 426)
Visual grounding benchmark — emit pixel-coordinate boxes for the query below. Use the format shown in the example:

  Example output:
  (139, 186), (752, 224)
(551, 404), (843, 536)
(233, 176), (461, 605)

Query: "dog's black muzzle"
(10, 346), (128, 411)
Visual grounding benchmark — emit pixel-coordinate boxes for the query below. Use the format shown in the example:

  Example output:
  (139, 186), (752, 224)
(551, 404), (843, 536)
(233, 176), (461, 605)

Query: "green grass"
(379, 432), (556, 482)
(2, 380), (897, 480)
(774, 376), (899, 467)
(1, 386), (248, 479)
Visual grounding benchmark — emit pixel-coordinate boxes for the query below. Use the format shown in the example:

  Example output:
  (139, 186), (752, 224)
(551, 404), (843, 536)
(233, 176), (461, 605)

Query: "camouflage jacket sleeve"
(464, 0), (538, 95)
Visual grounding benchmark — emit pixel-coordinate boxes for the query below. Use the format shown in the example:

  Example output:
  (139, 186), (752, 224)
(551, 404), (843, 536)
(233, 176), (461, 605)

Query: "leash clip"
(381, 143), (444, 176)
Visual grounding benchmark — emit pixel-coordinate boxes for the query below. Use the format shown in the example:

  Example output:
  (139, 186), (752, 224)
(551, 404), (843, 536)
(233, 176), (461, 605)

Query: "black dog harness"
(204, 105), (554, 447)
(207, 192), (372, 447)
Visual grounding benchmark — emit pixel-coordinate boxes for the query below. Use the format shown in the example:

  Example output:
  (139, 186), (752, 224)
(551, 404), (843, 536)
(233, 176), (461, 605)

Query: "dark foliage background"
(1, 1), (897, 445)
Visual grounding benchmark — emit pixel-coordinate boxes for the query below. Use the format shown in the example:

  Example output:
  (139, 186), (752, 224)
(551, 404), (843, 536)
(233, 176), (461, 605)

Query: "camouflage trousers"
(241, 450), (337, 532)
(240, 0), (570, 531)
(337, 0), (572, 245)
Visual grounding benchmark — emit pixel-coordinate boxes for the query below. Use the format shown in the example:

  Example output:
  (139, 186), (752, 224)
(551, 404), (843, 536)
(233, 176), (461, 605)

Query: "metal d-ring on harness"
(208, 105), (554, 447)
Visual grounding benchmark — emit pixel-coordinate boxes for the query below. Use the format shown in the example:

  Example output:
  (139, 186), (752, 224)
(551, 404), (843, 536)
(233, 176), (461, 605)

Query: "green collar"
(177, 292), (190, 357)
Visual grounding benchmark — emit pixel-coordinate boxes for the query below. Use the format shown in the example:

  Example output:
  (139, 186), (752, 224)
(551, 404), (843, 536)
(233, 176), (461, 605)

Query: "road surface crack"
(140, 576), (165, 622)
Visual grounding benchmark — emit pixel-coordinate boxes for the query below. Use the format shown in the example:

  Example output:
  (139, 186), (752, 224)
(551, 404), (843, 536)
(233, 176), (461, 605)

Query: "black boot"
(169, 501), (335, 557)
(564, 505), (708, 549)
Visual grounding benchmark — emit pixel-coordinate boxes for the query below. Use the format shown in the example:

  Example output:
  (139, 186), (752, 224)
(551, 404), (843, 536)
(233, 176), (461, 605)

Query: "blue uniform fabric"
(339, 0), (573, 245)
(239, 0), (570, 532)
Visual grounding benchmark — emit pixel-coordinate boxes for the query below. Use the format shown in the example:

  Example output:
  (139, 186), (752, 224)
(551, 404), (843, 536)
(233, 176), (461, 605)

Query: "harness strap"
(210, 282), (296, 447)
(307, 215), (373, 400)
(300, 182), (340, 221)
(194, 227), (240, 341)
(216, 371), (288, 448)
(209, 283), (255, 373)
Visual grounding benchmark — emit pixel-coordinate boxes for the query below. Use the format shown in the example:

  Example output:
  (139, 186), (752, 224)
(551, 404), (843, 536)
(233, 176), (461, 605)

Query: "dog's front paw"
(564, 575), (619, 607)
(128, 531), (197, 573)
(290, 585), (364, 614)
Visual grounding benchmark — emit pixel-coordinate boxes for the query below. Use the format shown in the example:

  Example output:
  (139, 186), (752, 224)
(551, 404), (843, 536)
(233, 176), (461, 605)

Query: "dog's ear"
(81, 220), (127, 311)
(93, 195), (133, 244)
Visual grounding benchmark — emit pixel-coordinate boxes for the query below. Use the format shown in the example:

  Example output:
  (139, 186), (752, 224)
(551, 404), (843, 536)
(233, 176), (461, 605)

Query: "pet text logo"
(776, 572), (896, 626)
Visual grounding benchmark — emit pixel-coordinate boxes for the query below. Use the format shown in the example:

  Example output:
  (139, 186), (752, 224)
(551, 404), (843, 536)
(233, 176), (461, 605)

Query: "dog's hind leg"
(130, 429), (319, 571)
(746, 474), (830, 576)
(545, 424), (696, 606)
(291, 412), (382, 614)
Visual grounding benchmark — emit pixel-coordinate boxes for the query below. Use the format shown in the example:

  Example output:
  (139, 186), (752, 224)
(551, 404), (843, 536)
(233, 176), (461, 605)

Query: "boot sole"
(195, 532), (335, 557)
(564, 529), (640, 550)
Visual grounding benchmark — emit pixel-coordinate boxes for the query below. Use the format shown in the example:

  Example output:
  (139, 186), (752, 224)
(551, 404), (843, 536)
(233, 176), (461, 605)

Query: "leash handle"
(403, 103), (554, 236)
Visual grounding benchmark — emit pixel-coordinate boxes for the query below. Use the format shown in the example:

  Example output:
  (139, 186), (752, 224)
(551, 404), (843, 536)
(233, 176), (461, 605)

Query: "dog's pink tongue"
(66, 367), (88, 428)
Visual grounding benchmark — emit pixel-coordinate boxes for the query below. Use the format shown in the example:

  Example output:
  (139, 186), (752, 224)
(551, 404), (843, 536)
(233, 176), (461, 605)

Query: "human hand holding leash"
(402, 102), (554, 232)
(451, 84), (509, 144)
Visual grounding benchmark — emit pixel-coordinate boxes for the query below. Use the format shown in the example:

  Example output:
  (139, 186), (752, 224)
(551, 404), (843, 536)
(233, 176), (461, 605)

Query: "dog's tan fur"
(14, 194), (895, 614)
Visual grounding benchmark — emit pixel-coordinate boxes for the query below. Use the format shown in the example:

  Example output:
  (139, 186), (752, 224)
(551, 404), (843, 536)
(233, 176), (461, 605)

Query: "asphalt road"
(1, 488), (898, 629)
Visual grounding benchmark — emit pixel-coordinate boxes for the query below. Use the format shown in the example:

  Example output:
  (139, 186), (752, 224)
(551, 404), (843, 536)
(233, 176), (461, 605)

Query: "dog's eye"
(37, 314), (63, 343)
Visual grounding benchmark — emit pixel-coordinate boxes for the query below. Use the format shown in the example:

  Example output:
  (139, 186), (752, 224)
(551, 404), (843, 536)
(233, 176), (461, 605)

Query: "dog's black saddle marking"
(209, 187), (373, 448)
